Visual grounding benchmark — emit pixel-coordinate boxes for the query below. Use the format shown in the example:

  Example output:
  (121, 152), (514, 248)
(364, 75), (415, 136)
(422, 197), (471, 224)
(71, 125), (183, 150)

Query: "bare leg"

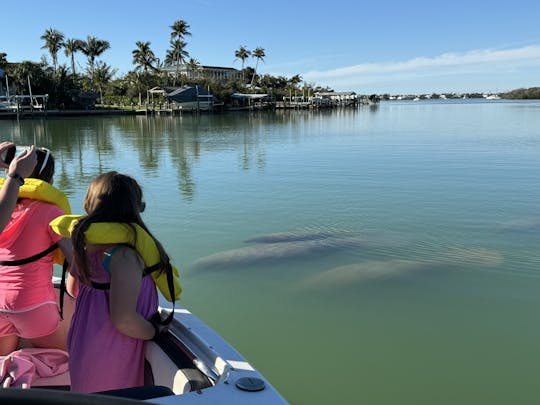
(0, 335), (19, 356)
(29, 296), (76, 351)
(29, 327), (66, 350)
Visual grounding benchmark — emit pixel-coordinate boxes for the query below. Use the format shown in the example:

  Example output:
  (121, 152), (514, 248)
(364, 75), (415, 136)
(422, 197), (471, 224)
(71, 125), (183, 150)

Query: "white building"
(162, 64), (241, 84)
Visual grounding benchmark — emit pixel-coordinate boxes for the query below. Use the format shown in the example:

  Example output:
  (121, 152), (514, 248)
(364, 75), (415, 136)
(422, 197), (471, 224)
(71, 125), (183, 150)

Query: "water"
(2, 100), (540, 404)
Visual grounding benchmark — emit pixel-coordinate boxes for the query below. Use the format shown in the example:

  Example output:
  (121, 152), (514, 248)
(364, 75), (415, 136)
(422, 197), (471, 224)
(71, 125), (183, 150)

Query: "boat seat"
(144, 341), (195, 394)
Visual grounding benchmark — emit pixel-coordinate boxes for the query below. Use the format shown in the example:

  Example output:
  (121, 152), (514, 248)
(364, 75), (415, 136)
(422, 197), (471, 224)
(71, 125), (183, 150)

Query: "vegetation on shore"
(1, 20), (538, 109)
(0, 20), (332, 110)
(500, 87), (540, 99)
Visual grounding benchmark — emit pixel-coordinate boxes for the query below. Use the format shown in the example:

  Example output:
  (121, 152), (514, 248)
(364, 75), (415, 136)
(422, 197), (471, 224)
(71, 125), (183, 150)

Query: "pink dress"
(67, 246), (158, 393)
(0, 199), (63, 311)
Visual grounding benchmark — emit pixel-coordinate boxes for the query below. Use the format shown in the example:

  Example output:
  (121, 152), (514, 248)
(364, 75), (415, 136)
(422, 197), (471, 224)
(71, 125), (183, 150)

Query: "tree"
(250, 47), (266, 89)
(169, 20), (191, 85)
(124, 70), (144, 104)
(80, 36), (111, 77)
(0, 53), (7, 69)
(132, 41), (157, 74)
(186, 57), (201, 80)
(64, 38), (84, 75)
(40, 28), (65, 72)
(165, 40), (189, 85)
(92, 61), (116, 104)
(234, 46), (251, 84)
(7, 61), (42, 94)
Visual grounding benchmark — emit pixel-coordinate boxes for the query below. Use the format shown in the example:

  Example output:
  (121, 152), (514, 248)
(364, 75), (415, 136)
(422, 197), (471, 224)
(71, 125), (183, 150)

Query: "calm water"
(2, 100), (540, 404)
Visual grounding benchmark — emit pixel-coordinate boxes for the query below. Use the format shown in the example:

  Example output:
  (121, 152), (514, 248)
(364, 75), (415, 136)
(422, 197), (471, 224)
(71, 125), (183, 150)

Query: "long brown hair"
(72, 171), (171, 283)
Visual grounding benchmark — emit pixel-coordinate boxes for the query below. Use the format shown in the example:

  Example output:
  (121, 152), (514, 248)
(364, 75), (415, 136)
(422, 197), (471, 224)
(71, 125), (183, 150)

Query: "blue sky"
(2, 0), (539, 94)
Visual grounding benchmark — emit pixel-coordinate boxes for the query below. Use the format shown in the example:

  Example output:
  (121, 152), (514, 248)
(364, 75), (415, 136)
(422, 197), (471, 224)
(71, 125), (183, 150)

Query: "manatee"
(302, 247), (504, 289)
(191, 238), (346, 270)
(193, 230), (409, 271)
(303, 259), (427, 288)
(497, 217), (540, 233)
(244, 230), (337, 244)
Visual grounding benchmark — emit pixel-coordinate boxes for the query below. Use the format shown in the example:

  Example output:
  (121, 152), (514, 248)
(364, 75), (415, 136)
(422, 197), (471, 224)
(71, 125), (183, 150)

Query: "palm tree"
(185, 58), (201, 80)
(132, 41), (157, 74)
(170, 19), (191, 40)
(169, 20), (191, 85)
(64, 38), (84, 75)
(124, 70), (144, 104)
(250, 47), (266, 89)
(234, 46), (251, 84)
(40, 28), (65, 72)
(80, 36), (111, 76)
(9, 61), (40, 94)
(92, 61), (116, 104)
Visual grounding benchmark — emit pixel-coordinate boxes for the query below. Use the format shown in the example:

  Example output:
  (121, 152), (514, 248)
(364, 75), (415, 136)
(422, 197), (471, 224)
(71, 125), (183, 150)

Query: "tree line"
(0, 20), (331, 109)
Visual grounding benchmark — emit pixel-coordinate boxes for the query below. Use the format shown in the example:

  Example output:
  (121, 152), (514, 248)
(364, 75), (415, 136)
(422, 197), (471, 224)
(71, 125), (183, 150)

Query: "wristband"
(7, 172), (24, 186)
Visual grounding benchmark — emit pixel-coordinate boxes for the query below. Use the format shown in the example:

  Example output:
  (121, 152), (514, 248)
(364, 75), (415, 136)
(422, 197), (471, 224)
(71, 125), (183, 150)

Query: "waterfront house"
(162, 64), (241, 84)
(163, 85), (215, 111)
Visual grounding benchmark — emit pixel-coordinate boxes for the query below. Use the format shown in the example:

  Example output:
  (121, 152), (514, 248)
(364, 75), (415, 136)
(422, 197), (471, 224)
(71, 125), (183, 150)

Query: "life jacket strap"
(144, 263), (176, 325)
(0, 243), (59, 266)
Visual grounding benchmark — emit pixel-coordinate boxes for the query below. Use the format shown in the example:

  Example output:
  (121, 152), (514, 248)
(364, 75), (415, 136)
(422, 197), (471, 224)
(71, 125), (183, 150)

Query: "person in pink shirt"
(67, 172), (168, 393)
(0, 148), (73, 356)
(0, 142), (37, 233)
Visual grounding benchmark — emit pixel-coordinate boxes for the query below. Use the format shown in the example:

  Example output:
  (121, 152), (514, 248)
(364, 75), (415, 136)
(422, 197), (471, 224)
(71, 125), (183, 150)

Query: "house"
(162, 64), (241, 84)
(163, 85), (215, 111)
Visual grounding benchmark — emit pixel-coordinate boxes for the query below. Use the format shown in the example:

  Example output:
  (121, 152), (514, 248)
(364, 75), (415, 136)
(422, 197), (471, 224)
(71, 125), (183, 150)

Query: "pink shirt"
(0, 199), (64, 310)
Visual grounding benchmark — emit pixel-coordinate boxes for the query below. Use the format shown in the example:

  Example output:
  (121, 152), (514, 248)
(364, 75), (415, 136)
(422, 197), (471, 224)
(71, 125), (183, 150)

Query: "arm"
(108, 246), (155, 340)
(0, 145), (37, 233)
(57, 237), (79, 297)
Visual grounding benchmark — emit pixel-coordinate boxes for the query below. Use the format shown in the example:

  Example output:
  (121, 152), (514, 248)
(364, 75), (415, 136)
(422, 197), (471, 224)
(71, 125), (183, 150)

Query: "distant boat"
(228, 93), (274, 111)
(485, 94), (501, 100)
(0, 98), (17, 111)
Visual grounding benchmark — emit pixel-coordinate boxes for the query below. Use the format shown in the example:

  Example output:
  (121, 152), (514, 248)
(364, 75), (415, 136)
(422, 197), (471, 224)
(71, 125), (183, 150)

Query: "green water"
(2, 100), (540, 404)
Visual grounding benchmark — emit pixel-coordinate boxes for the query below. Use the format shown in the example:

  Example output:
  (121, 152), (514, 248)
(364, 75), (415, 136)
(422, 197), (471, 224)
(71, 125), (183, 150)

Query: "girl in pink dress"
(67, 172), (169, 393)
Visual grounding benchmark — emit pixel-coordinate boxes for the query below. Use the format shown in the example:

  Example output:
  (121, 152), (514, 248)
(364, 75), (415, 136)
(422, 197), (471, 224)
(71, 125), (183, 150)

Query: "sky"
(1, 0), (539, 94)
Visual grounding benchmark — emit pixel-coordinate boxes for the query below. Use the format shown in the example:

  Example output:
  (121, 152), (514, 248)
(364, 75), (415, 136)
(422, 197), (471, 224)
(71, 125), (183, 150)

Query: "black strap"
(84, 261), (177, 326)
(0, 243), (58, 266)
(59, 259), (69, 320)
(144, 262), (176, 325)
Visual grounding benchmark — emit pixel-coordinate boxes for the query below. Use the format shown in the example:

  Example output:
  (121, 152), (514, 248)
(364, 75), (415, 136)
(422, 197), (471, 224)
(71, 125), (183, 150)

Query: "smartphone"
(1, 146), (28, 165)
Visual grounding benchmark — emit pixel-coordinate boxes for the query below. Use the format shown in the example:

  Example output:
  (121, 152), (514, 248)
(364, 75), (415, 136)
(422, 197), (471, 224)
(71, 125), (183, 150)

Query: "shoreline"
(0, 108), (137, 120)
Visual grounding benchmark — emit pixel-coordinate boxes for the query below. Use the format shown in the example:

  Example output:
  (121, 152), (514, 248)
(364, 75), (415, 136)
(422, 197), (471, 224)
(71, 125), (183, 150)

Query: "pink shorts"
(0, 303), (60, 339)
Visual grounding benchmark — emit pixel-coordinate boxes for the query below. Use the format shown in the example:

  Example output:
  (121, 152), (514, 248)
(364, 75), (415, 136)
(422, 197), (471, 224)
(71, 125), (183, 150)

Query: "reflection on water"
(2, 101), (540, 405)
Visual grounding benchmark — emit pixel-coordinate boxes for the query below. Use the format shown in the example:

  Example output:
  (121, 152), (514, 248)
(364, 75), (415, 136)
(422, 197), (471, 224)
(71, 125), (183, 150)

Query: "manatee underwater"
(301, 247), (504, 290)
(191, 229), (407, 271)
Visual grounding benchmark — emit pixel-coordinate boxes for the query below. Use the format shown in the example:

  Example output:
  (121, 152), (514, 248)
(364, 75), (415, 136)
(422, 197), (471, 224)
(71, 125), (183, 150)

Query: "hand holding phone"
(5, 145), (37, 179)
(0, 142), (16, 169)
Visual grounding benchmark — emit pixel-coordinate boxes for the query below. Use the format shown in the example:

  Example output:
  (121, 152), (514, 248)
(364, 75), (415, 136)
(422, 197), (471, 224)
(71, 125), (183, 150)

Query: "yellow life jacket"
(49, 214), (181, 302)
(0, 177), (71, 265)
